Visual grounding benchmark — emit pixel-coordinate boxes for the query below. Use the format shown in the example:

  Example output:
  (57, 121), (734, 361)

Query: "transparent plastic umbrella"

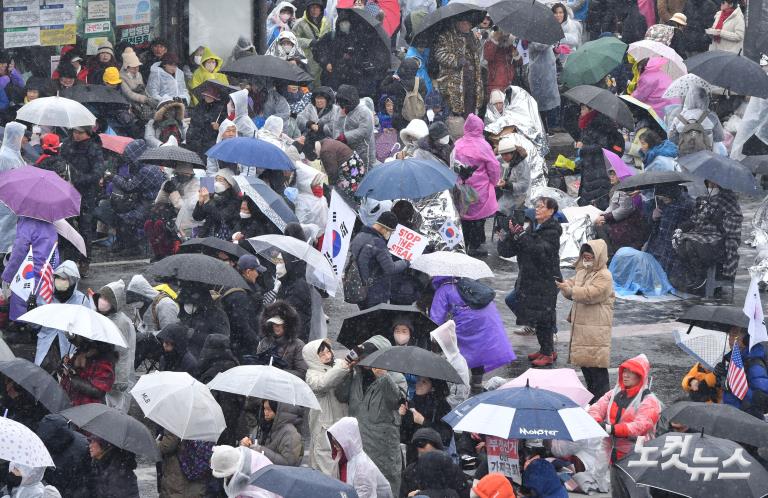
(208, 365), (320, 410)
(411, 251), (494, 279)
(18, 304), (127, 348)
(16, 96), (96, 128)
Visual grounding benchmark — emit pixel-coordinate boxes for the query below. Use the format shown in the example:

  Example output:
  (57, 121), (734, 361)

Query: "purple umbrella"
(0, 167), (81, 222)
(603, 149), (636, 180)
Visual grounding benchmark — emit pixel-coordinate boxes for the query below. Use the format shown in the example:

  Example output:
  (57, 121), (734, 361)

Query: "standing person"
(497, 197), (562, 367)
(189, 47), (229, 106)
(434, 16), (484, 117)
(496, 134), (532, 216)
(86, 438), (140, 498)
(631, 58), (679, 119)
(191, 168), (240, 239)
(186, 85), (226, 159)
(332, 84), (376, 168)
(240, 400), (303, 466)
(256, 301), (308, 379)
(327, 417), (394, 498)
(157, 432), (213, 497)
(430, 321), (470, 409)
(452, 114), (501, 257)
(147, 53), (190, 105)
(713, 327), (768, 419)
(484, 30), (518, 96)
(681, 0), (718, 55)
(658, 0), (687, 23)
(527, 41), (560, 134)
(556, 241), (615, 402)
(210, 445), (277, 498)
(292, 0), (330, 86)
(705, 0), (745, 53)
(36, 414), (90, 498)
(119, 47), (155, 118)
(157, 323), (199, 374)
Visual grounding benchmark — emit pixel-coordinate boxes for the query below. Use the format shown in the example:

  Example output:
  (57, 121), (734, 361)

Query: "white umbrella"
(16, 96), (96, 128)
(18, 304), (127, 348)
(627, 40), (687, 79)
(208, 365), (321, 410)
(53, 219), (87, 257)
(662, 73), (713, 99)
(130, 371), (226, 442)
(0, 336), (14, 362)
(0, 417), (54, 467)
(411, 251), (494, 279)
(248, 234), (338, 296)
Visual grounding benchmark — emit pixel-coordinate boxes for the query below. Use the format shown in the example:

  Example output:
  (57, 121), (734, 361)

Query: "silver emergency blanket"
(412, 190), (466, 252)
(559, 212), (595, 267)
(484, 85), (550, 157)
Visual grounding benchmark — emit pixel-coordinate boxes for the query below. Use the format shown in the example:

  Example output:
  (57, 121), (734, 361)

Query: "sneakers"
(531, 353), (556, 367)
(514, 326), (537, 336)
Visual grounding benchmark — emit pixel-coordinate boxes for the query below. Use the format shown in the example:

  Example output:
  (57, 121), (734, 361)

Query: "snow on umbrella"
(208, 365), (320, 410)
(180, 237), (249, 260)
(502, 369), (593, 406)
(16, 96), (96, 128)
(685, 50), (768, 98)
(359, 346), (465, 384)
(661, 401), (768, 448)
(0, 359), (71, 413)
(250, 465), (360, 498)
(248, 234), (338, 296)
(221, 54), (314, 82)
(234, 176), (299, 233)
(131, 371), (226, 442)
(662, 73), (713, 99)
(59, 404), (160, 460)
(337, 304), (436, 348)
(139, 145), (205, 168)
(673, 328), (727, 371)
(0, 417), (54, 468)
(149, 253), (249, 289)
(443, 384), (607, 441)
(486, 0), (565, 45)
(627, 40), (687, 79)
(206, 137), (296, 171)
(563, 85), (635, 129)
(0, 167), (81, 222)
(678, 150), (761, 195)
(18, 304), (127, 348)
(354, 158), (458, 201)
(410, 251), (494, 279)
(678, 304), (749, 332)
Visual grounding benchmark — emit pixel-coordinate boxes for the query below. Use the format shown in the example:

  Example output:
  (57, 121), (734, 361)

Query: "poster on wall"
(3, 27), (41, 48)
(88, 0), (110, 19)
(40, 24), (77, 46)
(39, 1), (76, 26)
(116, 0), (152, 26)
(3, 0), (40, 30)
(119, 24), (152, 46)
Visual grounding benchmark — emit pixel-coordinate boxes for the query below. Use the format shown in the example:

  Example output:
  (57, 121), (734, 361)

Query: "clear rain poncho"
(0, 122), (26, 252)
(265, 31), (307, 64)
(2, 463), (60, 498)
(730, 95), (768, 160)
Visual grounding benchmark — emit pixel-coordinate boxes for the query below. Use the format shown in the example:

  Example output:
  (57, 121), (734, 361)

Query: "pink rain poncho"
(451, 114), (500, 221)
(631, 57), (680, 118)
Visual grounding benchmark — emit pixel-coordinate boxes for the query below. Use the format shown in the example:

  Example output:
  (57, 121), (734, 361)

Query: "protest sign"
(387, 225), (428, 261)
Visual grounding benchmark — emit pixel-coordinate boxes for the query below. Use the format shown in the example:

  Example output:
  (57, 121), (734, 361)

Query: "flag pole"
(32, 242), (58, 296)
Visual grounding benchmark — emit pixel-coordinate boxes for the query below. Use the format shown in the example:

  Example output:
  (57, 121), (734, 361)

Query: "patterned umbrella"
(0, 417), (54, 468)
(139, 145), (204, 168)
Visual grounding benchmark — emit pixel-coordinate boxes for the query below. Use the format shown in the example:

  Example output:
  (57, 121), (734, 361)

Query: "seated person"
(681, 362), (719, 403)
(192, 168), (240, 239)
(593, 169), (646, 256)
(609, 247), (675, 296)
(520, 440), (569, 498)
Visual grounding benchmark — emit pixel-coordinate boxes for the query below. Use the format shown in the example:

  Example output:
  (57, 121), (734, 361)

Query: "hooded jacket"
(256, 301), (308, 378)
(294, 163), (329, 230)
(217, 446), (277, 498)
(293, 9), (331, 84)
(97, 280), (137, 412)
(229, 89), (258, 138)
(297, 86), (339, 136)
(331, 85), (376, 167)
(60, 134), (106, 205)
(36, 414), (90, 498)
(189, 47), (229, 106)
(6, 462), (60, 498)
(146, 61), (190, 105)
(669, 85), (724, 148)
(254, 402), (304, 466)
(275, 255), (313, 342)
(126, 274), (179, 333)
(588, 354), (661, 462)
(577, 145), (613, 210)
(327, 417), (394, 498)
(303, 339), (350, 475)
(631, 57), (679, 118)
(452, 114), (500, 221)
(265, 31), (308, 62)
(429, 321), (470, 408)
(145, 100), (186, 148)
(0, 122), (27, 252)
(157, 323), (199, 374)
(349, 225), (409, 309)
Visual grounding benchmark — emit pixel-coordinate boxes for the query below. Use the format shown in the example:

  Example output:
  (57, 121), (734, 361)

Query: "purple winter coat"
(1, 217), (58, 320)
(453, 114), (500, 221)
(430, 276), (515, 371)
(631, 57), (680, 119)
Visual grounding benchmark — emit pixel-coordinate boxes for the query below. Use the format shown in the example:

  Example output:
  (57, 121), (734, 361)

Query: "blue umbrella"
(250, 465), (359, 498)
(443, 384), (607, 441)
(233, 176), (298, 232)
(206, 137), (296, 171)
(354, 158), (458, 200)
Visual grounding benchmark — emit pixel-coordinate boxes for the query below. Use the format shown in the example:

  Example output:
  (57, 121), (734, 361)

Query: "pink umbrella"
(99, 134), (134, 155)
(627, 40), (687, 79)
(603, 149), (636, 179)
(502, 368), (593, 406)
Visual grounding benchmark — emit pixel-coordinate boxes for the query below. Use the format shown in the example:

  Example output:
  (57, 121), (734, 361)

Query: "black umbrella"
(250, 465), (359, 498)
(0, 359), (71, 413)
(221, 54), (314, 83)
(661, 401), (768, 448)
(678, 150), (761, 195)
(60, 84), (130, 106)
(563, 86), (634, 129)
(192, 79), (240, 101)
(180, 237), (248, 260)
(679, 304), (749, 332)
(337, 304), (437, 349)
(139, 145), (205, 168)
(60, 404), (161, 460)
(685, 50), (768, 98)
(336, 8), (392, 64)
(238, 176), (299, 232)
(149, 253), (248, 289)
(616, 170), (695, 191)
(617, 432), (768, 498)
(410, 2), (487, 45)
(359, 346), (465, 384)
(487, 0), (564, 45)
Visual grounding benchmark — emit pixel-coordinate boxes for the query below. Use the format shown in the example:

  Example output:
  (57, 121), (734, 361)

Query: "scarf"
(332, 445), (348, 482)
(714, 7), (735, 42)
(578, 109), (597, 130)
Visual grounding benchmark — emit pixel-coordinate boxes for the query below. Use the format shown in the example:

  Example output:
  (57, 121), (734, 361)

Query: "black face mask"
(174, 173), (193, 184)
(54, 285), (76, 303)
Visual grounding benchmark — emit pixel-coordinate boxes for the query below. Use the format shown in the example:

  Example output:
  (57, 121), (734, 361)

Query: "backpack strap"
(150, 291), (170, 328)
(694, 111), (707, 125)
(413, 77), (420, 94)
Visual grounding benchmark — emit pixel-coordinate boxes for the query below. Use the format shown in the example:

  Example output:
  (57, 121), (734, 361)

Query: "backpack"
(401, 77), (426, 122)
(343, 244), (370, 304)
(677, 112), (711, 155)
(456, 277), (495, 309)
(177, 439), (214, 481)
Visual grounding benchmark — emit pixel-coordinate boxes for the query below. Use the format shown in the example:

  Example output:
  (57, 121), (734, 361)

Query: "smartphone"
(199, 176), (215, 192)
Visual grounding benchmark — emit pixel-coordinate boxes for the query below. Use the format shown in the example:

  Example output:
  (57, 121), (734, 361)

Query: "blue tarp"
(609, 247), (675, 296)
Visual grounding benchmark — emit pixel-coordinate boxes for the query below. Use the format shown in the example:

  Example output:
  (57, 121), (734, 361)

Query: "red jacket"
(60, 355), (115, 406)
(484, 39), (517, 93)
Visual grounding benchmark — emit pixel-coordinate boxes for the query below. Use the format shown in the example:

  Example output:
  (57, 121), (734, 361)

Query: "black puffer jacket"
(682, 0), (719, 54)
(256, 301), (308, 379)
(192, 188), (241, 238)
(36, 414), (90, 498)
(87, 446), (140, 498)
(157, 323), (199, 374)
(196, 334), (242, 445)
(219, 286), (262, 361)
(186, 99), (226, 158)
(276, 255), (312, 342)
(497, 216), (562, 326)
(578, 145), (613, 210)
(176, 283), (231, 357)
(60, 135), (105, 208)
(349, 226), (409, 309)
(580, 113), (624, 155)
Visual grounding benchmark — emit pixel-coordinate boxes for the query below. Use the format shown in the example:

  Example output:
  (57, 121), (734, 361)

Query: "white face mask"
(240, 211), (252, 219)
(184, 303), (197, 314)
(193, 55), (202, 65)
(339, 21), (351, 33)
(97, 297), (112, 313)
(214, 181), (228, 193)
(204, 60), (216, 72)
(54, 277), (70, 292)
(426, 109), (435, 122)
(438, 135), (450, 145)
(276, 262), (287, 278)
(582, 261), (594, 269)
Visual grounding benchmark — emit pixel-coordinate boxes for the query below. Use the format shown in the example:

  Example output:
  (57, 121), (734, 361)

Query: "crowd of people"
(0, 0), (766, 496)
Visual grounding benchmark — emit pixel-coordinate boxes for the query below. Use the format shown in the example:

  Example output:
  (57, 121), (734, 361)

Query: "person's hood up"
(644, 56), (668, 74)
(416, 450), (455, 490)
(463, 113), (484, 138)
(400, 119), (429, 144)
(157, 323), (190, 356)
(0, 121), (27, 171)
(215, 166), (239, 193)
(270, 1), (296, 19)
(489, 89), (505, 105)
(126, 274), (159, 303)
(154, 100), (185, 122)
(199, 333), (237, 365)
(262, 115), (284, 137)
(199, 46), (224, 72)
(473, 472), (516, 498)
(411, 427), (444, 450)
(361, 97), (374, 114)
(295, 162), (326, 194)
(575, 239), (608, 272)
(97, 279), (127, 312)
(302, 338), (334, 370)
(430, 320), (461, 360)
(230, 88), (250, 119)
(10, 462), (45, 487)
(53, 260), (80, 288)
(683, 85), (709, 112)
(216, 118), (237, 143)
(649, 139), (678, 159)
(313, 86), (335, 106)
(359, 198), (393, 227)
(123, 139), (147, 169)
(618, 354), (651, 391)
(232, 35), (256, 60)
(267, 31), (307, 61)
(319, 139), (353, 171)
(259, 300), (300, 340)
(335, 84), (360, 110)
(328, 417), (364, 459)
(431, 276), (454, 289)
(36, 414), (75, 454)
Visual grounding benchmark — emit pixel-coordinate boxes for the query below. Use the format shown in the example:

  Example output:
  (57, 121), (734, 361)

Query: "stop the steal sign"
(388, 224), (429, 261)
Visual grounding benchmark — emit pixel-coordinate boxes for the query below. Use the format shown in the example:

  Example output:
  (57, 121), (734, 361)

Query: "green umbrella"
(562, 37), (628, 88)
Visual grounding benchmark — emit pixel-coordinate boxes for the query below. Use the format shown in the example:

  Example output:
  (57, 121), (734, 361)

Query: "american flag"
(728, 343), (749, 400)
(37, 244), (57, 304)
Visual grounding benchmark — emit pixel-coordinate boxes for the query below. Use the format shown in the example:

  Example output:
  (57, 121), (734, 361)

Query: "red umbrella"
(336, 0), (400, 35)
(99, 134), (134, 155)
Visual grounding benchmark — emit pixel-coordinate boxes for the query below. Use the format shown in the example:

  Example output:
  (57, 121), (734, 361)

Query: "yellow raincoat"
(189, 46), (229, 106)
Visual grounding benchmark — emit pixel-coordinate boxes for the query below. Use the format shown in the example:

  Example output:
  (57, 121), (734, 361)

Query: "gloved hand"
(162, 180), (177, 194)
(457, 165), (477, 182)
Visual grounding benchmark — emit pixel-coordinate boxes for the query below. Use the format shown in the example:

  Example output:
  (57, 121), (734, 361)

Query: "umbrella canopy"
(0, 359), (71, 413)
(563, 86), (634, 129)
(616, 170), (695, 191)
(603, 149), (636, 180)
(221, 54), (314, 82)
(18, 304), (127, 348)
(250, 465), (360, 498)
(16, 96), (96, 128)
(337, 304), (436, 348)
(53, 219), (87, 258)
(139, 145), (205, 168)
(661, 401), (768, 447)
(410, 2), (487, 45)
(60, 84), (129, 106)
(234, 176), (299, 233)
(0, 417), (54, 468)
(192, 79), (240, 101)
(60, 404), (160, 460)
(336, 8), (391, 61)
(487, 0), (564, 45)
(619, 94), (667, 133)
(678, 304), (749, 332)
(411, 251), (494, 278)
(562, 37), (628, 88)
(662, 73), (713, 99)
(627, 40), (687, 79)
(685, 50), (768, 98)
(743, 156), (768, 175)
(0, 337), (13, 362)
(502, 369), (593, 406)
(180, 237), (249, 260)
(617, 433), (768, 497)
(248, 234), (338, 296)
(673, 329), (727, 371)
(0, 166), (81, 222)
(149, 253), (248, 289)
(359, 346), (464, 384)
(130, 371), (226, 442)
(208, 365), (320, 409)
(206, 137), (296, 171)
(99, 134), (134, 154)
(355, 159), (458, 200)
(678, 150), (761, 195)
(443, 385), (607, 441)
